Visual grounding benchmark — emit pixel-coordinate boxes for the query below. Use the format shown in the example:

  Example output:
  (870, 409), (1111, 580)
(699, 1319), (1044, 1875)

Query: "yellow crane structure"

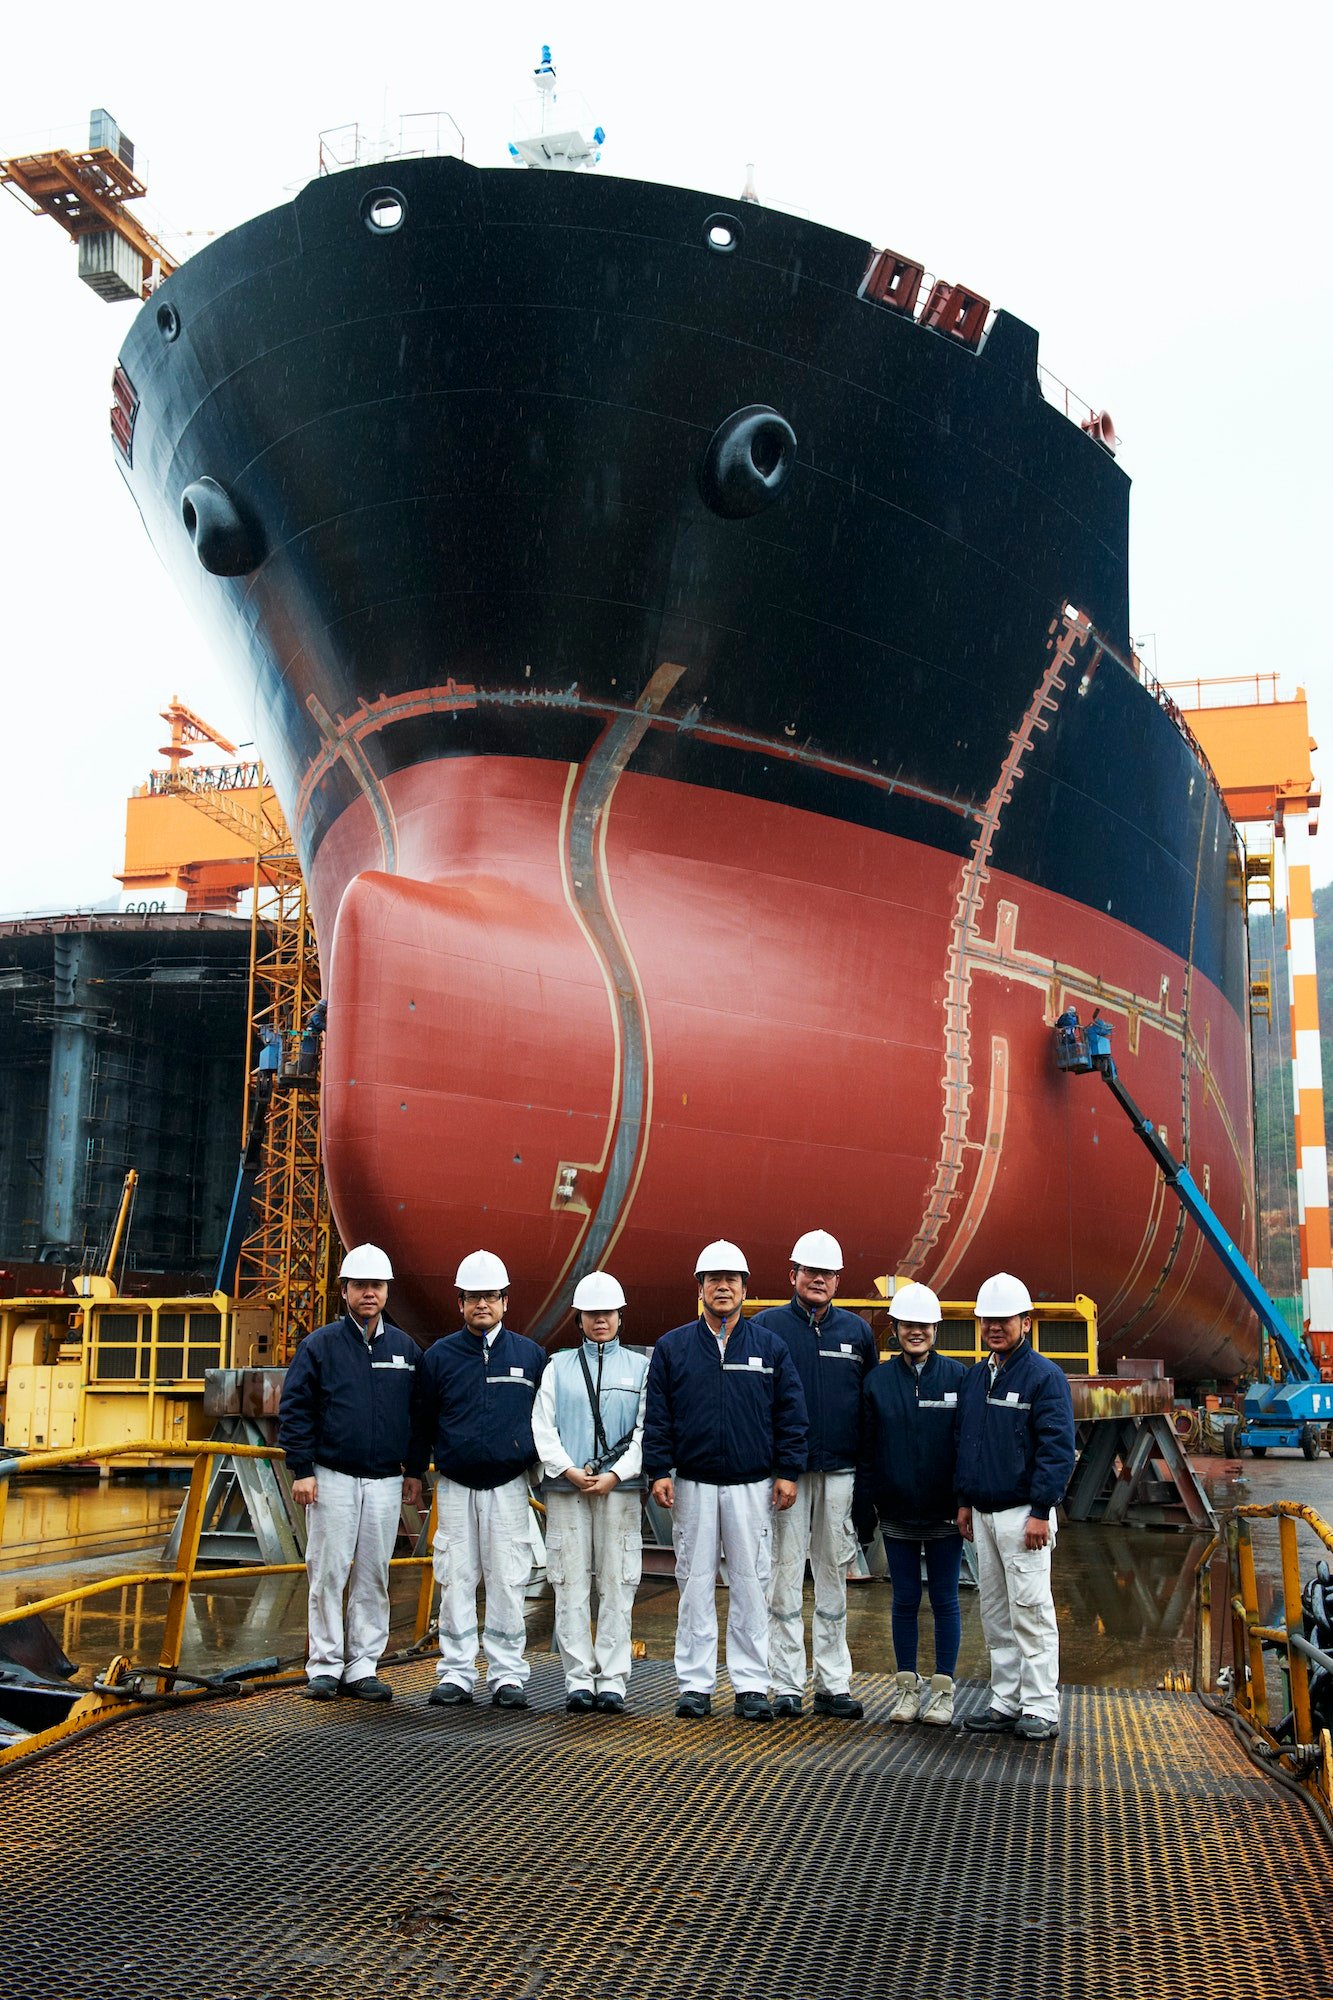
(0, 109), (175, 303)
(122, 702), (340, 1358)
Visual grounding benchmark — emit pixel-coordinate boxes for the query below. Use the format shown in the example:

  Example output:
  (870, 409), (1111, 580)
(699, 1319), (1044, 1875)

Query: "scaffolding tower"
(132, 714), (339, 1359)
(232, 827), (339, 1360)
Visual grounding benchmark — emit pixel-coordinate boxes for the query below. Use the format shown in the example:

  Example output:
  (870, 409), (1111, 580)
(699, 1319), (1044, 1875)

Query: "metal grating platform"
(3, 1658), (1329, 2000)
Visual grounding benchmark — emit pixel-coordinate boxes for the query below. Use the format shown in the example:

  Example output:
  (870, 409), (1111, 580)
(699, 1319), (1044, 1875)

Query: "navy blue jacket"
(954, 1341), (1076, 1516)
(408, 1325), (547, 1490)
(278, 1314), (420, 1481)
(642, 1317), (809, 1486)
(752, 1298), (877, 1471)
(854, 1350), (966, 1538)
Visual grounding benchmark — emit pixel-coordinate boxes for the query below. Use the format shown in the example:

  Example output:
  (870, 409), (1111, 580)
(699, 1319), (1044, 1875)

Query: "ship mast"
(509, 45), (605, 172)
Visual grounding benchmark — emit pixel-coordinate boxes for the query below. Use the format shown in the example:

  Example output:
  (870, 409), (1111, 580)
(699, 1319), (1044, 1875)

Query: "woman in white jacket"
(531, 1272), (648, 1713)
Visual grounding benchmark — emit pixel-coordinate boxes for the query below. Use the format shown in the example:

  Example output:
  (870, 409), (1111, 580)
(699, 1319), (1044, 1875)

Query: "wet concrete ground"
(3, 1454), (1331, 1692)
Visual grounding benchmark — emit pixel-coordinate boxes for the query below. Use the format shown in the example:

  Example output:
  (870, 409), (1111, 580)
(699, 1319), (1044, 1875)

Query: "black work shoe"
(675, 1691), (712, 1719)
(594, 1691), (626, 1714)
(771, 1694), (803, 1718)
(962, 1708), (1017, 1733)
(491, 1683), (529, 1709)
(812, 1690), (864, 1720)
(733, 1692), (774, 1722)
(1013, 1714), (1060, 1741)
(342, 1675), (392, 1702)
(301, 1675), (340, 1701)
(427, 1681), (473, 1707)
(566, 1689), (597, 1713)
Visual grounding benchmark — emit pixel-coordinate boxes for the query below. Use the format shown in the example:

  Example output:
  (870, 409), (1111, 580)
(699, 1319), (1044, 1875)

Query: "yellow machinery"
(1, 1291), (268, 1461)
(1, 1160), (268, 1462)
(744, 1292), (1100, 1373)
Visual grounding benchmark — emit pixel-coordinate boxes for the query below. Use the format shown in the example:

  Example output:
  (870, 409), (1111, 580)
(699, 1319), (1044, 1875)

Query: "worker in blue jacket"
(643, 1240), (809, 1723)
(955, 1272), (1076, 1742)
(752, 1228), (877, 1720)
(407, 1250), (546, 1711)
(854, 1281), (966, 1727)
(278, 1243), (422, 1702)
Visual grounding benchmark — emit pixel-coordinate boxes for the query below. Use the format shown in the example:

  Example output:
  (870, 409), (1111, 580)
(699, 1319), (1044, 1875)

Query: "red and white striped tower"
(1283, 807), (1333, 1374)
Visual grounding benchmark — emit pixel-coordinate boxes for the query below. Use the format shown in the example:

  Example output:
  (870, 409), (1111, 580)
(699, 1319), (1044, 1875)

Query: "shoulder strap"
(577, 1345), (612, 1458)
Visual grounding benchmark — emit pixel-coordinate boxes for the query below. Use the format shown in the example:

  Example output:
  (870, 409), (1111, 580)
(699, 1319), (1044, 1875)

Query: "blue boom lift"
(1055, 1008), (1333, 1459)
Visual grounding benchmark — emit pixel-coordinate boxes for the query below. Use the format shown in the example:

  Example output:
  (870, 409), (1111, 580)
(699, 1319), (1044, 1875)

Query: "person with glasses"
(408, 1251), (546, 1711)
(531, 1271), (648, 1714)
(954, 1273), (1075, 1743)
(752, 1229), (877, 1720)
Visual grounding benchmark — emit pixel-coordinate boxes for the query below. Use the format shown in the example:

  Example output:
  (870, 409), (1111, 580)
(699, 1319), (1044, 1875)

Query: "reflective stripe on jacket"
(751, 1298), (878, 1470)
(408, 1325), (546, 1489)
(642, 1317), (809, 1487)
(855, 1349), (966, 1534)
(954, 1341), (1076, 1516)
(278, 1314), (419, 1481)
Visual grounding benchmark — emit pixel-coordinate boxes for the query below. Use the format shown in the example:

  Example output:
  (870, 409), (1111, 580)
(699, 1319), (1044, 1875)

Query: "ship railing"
(1035, 363), (1117, 441)
(1158, 671), (1285, 712)
(143, 761), (261, 796)
(1192, 1501), (1333, 1829)
(0, 1438), (442, 1769)
(317, 113), (465, 177)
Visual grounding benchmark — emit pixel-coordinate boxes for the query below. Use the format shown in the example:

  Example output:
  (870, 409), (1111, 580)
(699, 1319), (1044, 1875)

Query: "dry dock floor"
(3, 1655), (1329, 2000)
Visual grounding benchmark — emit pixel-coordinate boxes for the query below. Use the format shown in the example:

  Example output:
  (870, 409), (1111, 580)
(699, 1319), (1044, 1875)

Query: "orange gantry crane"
(0, 107), (174, 302)
(1169, 674), (1330, 1377)
(120, 701), (338, 1358)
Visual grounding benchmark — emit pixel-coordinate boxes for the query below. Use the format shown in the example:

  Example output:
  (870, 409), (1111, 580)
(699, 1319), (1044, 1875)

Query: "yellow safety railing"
(0, 1439), (440, 1768)
(743, 1296), (1099, 1374)
(1193, 1501), (1333, 1824)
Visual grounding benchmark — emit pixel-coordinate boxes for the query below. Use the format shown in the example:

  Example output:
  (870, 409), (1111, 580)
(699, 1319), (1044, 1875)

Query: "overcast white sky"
(1, 2), (1328, 914)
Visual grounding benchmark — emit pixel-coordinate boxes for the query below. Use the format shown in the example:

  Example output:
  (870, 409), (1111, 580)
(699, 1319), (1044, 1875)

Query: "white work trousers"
(767, 1469), (857, 1698)
(304, 1464), (403, 1684)
(673, 1477), (773, 1696)
(433, 1474), (534, 1692)
(974, 1504), (1061, 1724)
(544, 1487), (644, 1696)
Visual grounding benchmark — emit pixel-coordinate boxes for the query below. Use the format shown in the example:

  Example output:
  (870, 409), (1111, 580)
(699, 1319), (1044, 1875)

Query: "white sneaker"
(917, 1673), (954, 1726)
(885, 1670), (921, 1723)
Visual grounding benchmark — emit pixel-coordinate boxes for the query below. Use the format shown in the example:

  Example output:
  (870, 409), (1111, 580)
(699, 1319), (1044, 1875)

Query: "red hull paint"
(313, 758), (1255, 1378)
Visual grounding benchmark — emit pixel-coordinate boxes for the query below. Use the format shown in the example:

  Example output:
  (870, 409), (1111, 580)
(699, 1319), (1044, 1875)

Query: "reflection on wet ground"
(3, 1457), (1331, 1691)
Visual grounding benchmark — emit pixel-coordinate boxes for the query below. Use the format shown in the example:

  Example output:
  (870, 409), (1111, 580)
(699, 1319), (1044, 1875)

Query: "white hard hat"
(340, 1243), (393, 1281)
(572, 1271), (626, 1311)
(695, 1239), (749, 1277)
(975, 1272), (1033, 1317)
(889, 1281), (941, 1324)
(455, 1249), (510, 1291)
(790, 1228), (843, 1270)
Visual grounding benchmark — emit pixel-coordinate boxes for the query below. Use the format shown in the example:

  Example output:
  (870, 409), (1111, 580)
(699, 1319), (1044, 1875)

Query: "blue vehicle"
(1055, 1010), (1332, 1459)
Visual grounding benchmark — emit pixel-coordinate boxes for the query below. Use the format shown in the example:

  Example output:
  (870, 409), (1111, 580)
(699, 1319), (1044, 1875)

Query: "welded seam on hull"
(305, 694), (399, 873)
(927, 1036), (1010, 1294)
(294, 678), (478, 831)
(903, 611), (1091, 1277)
(524, 664), (683, 1345)
(291, 678), (984, 839)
